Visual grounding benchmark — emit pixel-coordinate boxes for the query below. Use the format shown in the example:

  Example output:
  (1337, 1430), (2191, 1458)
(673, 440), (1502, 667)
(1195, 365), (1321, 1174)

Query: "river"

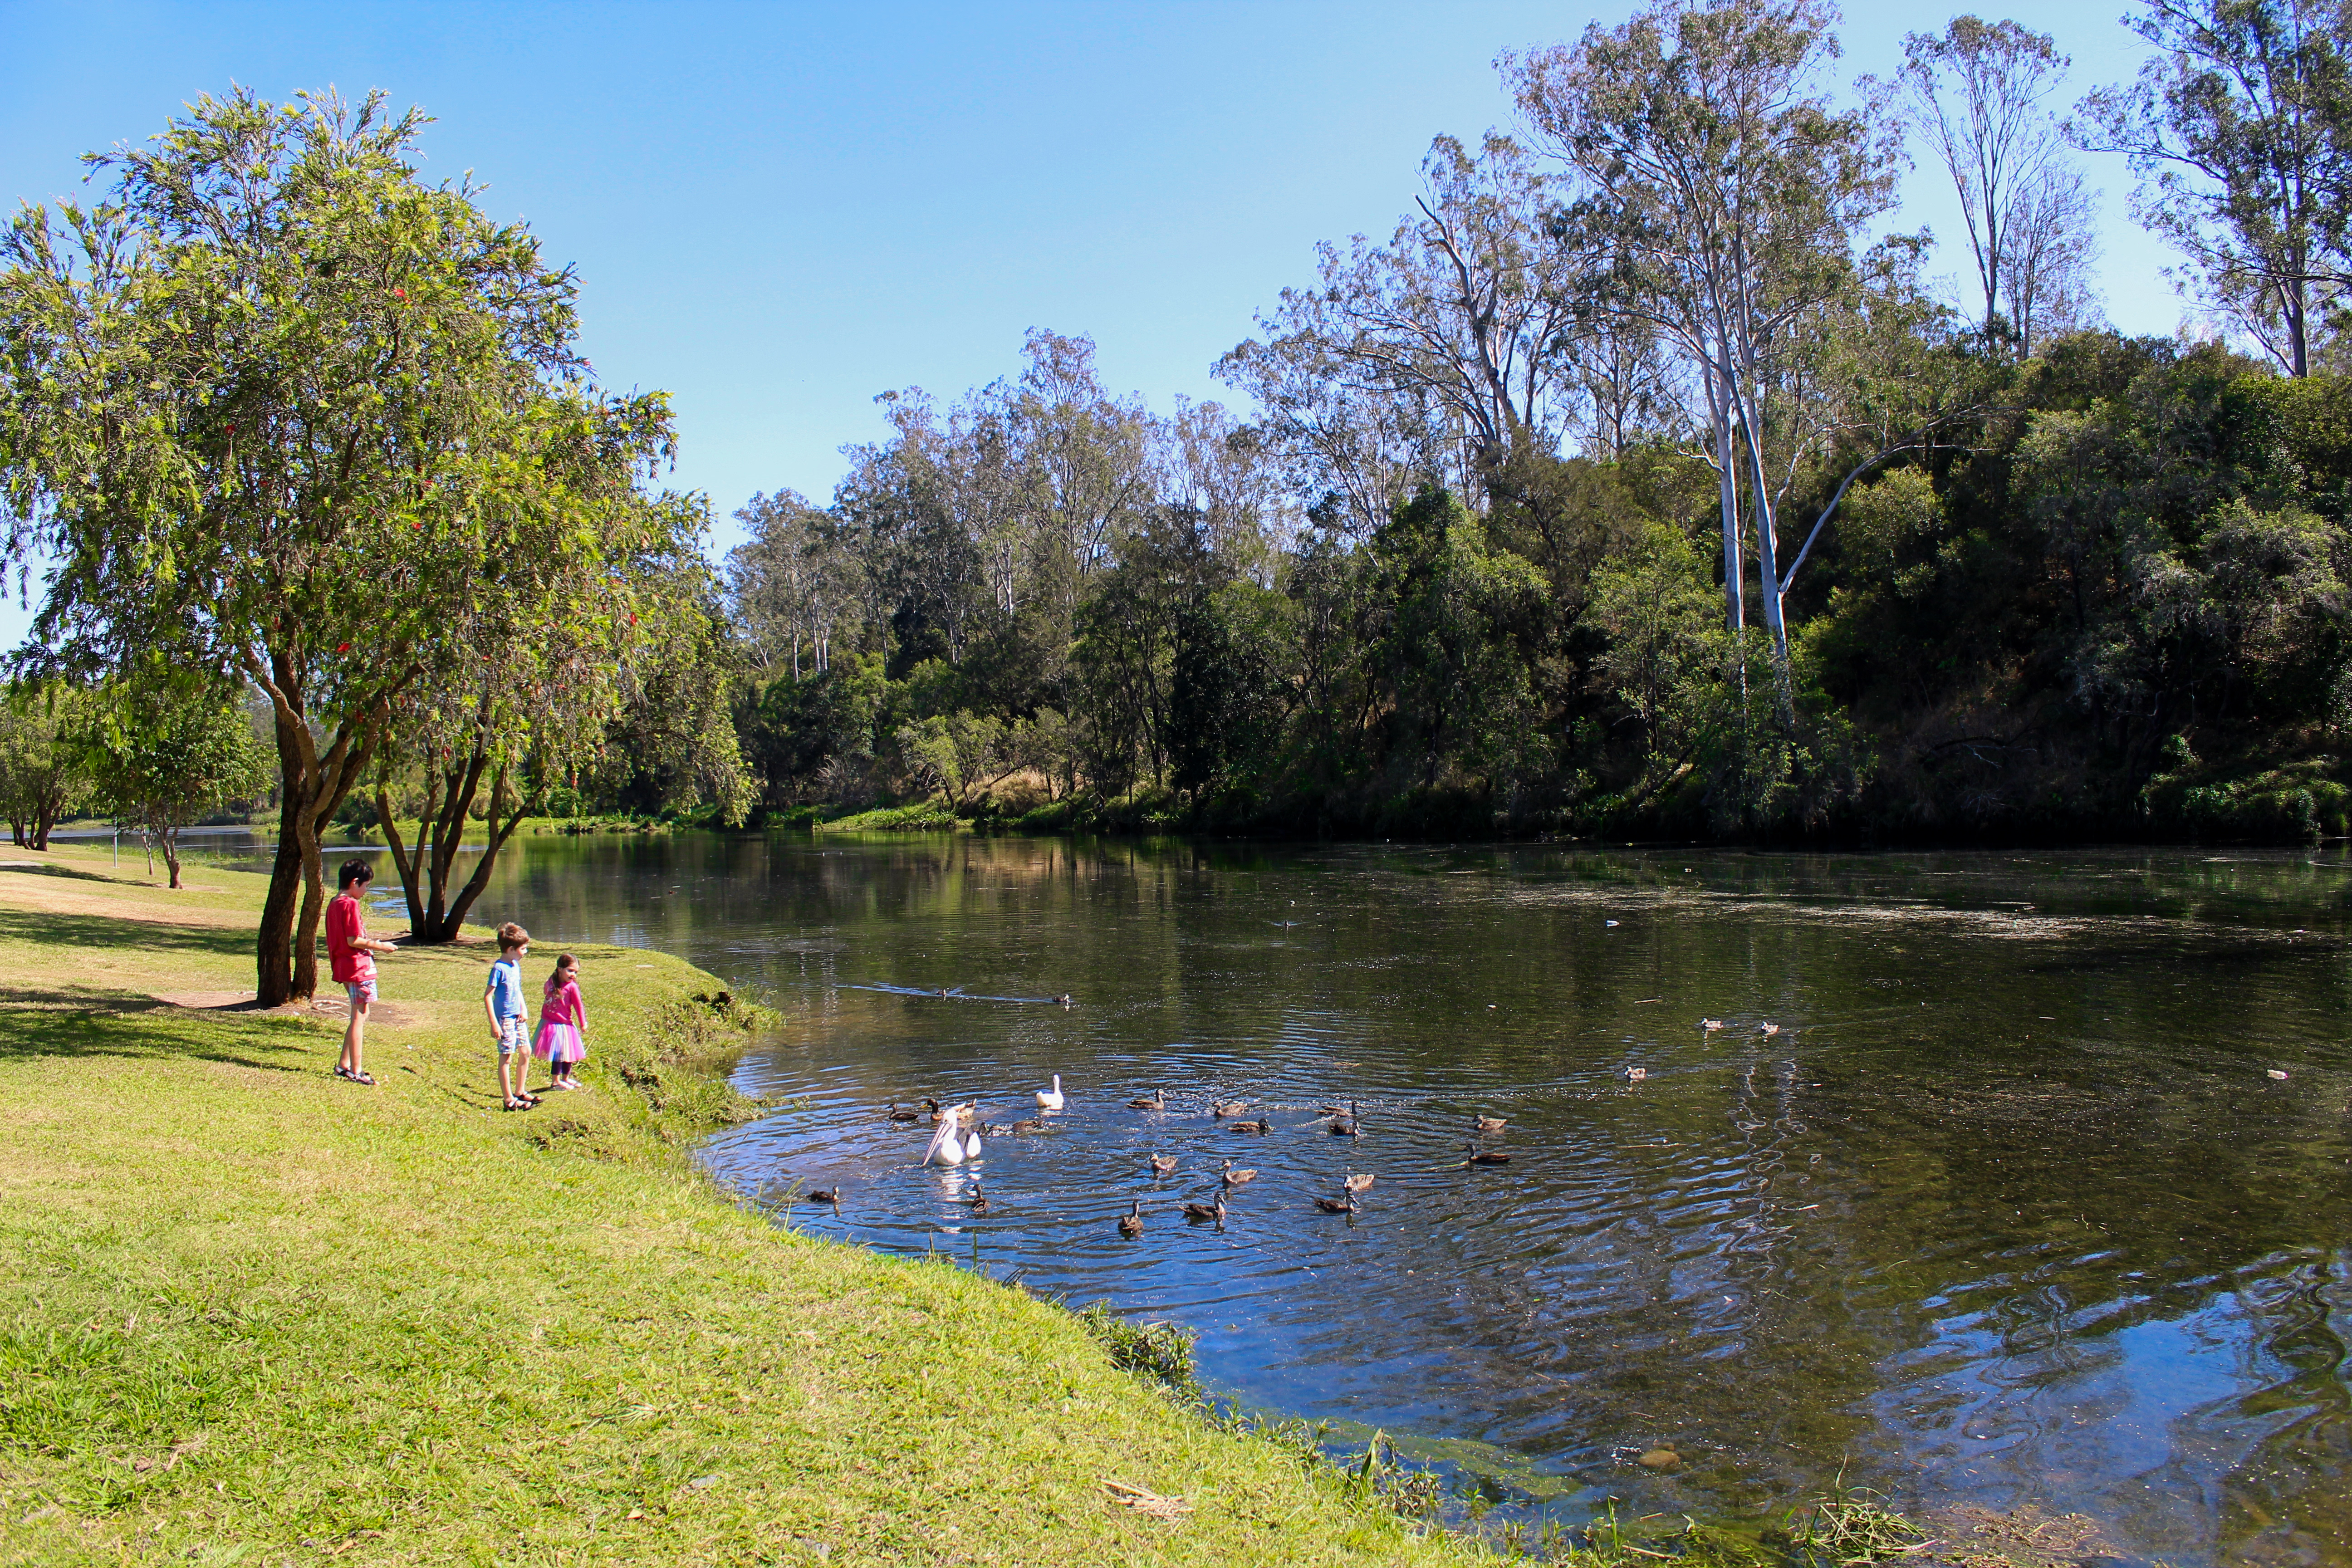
(183, 828), (2352, 1564)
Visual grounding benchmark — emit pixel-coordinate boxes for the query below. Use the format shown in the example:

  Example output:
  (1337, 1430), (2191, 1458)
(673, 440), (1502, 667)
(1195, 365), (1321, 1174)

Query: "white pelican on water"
(1035, 1074), (1065, 1111)
(925, 1106), (984, 1166)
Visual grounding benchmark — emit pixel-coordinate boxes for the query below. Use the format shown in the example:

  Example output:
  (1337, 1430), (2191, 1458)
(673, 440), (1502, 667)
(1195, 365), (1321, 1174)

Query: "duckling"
(1036, 1074), (1066, 1111)
(806, 1183), (845, 1204)
(1148, 1153), (1178, 1177)
(1473, 1114), (1507, 1134)
(1128, 1088), (1166, 1111)
(1210, 1099), (1248, 1118)
(1760, 1021), (1781, 1037)
(1327, 1101), (1360, 1136)
(1220, 1158), (1257, 1187)
(1463, 1142), (1511, 1166)
(1699, 1018), (1724, 1033)
(1230, 1117), (1271, 1136)
(1313, 1191), (1359, 1214)
(1117, 1200), (1144, 1237)
(966, 1180), (990, 1216)
(1343, 1172), (1376, 1194)
(1181, 1193), (1227, 1224)
(887, 1102), (920, 1123)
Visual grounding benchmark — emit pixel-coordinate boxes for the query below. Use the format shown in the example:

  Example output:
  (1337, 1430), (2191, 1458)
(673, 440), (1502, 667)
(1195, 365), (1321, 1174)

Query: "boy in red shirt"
(326, 858), (397, 1085)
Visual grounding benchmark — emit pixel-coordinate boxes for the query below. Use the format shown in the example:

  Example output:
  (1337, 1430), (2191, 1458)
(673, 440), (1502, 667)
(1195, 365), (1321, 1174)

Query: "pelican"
(924, 1107), (979, 1166)
(1148, 1153), (1178, 1177)
(1343, 1172), (1375, 1194)
(1473, 1114), (1507, 1134)
(1220, 1159), (1256, 1187)
(1118, 1200), (1144, 1237)
(1036, 1074), (1065, 1111)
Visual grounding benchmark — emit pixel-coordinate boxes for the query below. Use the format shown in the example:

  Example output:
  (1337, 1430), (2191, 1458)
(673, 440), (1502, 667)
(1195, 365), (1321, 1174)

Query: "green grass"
(0, 845), (1475, 1566)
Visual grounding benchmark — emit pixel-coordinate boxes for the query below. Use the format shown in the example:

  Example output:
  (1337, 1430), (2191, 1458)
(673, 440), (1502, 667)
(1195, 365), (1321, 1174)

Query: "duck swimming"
(1148, 1153), (1178, 1177)
(1036, 1074), (1066, 1111)
(1313, 1191), (1360, 1215)
(1462, 1142), (1510, 1166)
(1230, 1118), (1271, 1136)
(1181, 1193), (1228, 1224)
(1626, 1066), (1649, 1082)
(1473, 1114), (1507, 1134)
(1220, 1159), (1256, 1187)
(1210, 1099), (1248, 1118)
(966, 1180), (990, 1216)
(1700, 1018), (1724, 1032)
(887, 1103), (919, 1123)
(1128, 1088), (1166, 1111)
(1327, 1101), (1360, 1136)
(1761, 1021), (1781, 1037)
(1343, 1172), (1375, 1194)
(1009, 1118), (1045, 1135)
(1118, 1200), (1144, 1237)
(806, 1183), (844, 1204)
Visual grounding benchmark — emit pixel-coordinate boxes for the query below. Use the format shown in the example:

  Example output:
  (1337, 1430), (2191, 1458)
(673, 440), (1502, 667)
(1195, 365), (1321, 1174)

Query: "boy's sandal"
(503, 1096), (526, 1112)
(333, 1064), (353, 1080)
(352, 1070), (377, 1086)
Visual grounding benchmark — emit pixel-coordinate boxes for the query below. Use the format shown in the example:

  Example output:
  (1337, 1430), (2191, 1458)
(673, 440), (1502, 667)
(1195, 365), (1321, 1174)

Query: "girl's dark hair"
(338, 859), (373, 889)
(553, 953), (578, 975)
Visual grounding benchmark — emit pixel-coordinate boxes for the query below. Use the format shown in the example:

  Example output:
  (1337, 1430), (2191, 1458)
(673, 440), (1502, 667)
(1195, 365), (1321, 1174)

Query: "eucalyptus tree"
(1882, 17), (2083, 344)
(0, 88), (672, 1001)
(1506, 0), (1900, 670)
(2077, 0), (2352, 376)
(730, 489), (863, 675)
(1217, 133), (1583, 518)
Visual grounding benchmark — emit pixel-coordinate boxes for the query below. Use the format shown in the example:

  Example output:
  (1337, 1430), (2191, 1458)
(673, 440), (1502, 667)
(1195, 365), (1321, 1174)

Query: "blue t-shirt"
(486, 957), (525, 1019)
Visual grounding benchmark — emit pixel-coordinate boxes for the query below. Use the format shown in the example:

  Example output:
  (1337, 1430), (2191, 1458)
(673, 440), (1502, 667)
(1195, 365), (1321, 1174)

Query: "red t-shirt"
(326, 892), (374, 984)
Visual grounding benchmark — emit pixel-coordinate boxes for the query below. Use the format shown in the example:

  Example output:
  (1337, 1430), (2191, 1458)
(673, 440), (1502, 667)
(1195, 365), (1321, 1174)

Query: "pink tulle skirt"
(534, 1020), (585, 1064)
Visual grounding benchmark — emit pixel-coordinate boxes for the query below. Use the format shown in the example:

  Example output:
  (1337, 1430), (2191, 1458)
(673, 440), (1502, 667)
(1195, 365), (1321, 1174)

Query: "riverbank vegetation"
(13, 0), (2352, 1014)
(0, 845), (1488, 1565)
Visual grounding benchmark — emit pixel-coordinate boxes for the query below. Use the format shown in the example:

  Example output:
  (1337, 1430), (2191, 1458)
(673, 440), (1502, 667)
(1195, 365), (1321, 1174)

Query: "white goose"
(1035, 1074), (1065, 1112)
(924, 1104), (981, 1166)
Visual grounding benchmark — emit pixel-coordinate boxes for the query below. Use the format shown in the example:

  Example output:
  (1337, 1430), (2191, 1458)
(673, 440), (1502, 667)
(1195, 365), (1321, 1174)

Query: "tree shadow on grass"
(0, 990), (314, 1070)
(0, 906), (251, 959)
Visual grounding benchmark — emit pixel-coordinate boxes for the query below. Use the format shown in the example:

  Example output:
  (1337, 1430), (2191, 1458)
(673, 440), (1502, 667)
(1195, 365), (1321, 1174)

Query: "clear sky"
(2, 0), (2179, 649)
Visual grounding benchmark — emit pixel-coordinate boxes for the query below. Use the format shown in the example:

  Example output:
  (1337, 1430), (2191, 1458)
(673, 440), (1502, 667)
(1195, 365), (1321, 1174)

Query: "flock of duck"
(805, 1017), (1788, 1225)
(825, 1074), (1528, 1233)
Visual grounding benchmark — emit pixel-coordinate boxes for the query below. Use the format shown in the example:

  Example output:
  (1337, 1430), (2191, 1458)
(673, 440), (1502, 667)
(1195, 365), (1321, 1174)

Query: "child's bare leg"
(340, 991), (369, 1076)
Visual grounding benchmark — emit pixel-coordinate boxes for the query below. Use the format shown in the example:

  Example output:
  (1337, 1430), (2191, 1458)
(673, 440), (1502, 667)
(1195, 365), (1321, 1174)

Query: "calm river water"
(191, 830), (2352, 1563)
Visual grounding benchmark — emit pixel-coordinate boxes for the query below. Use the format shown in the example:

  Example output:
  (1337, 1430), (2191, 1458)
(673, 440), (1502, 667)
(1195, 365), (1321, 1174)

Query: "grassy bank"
(0, 845), (1473, 1566)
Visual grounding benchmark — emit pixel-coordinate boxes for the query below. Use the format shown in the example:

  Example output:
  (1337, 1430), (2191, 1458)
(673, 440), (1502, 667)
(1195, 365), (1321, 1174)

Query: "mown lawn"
(0, 845), (1474, 1566)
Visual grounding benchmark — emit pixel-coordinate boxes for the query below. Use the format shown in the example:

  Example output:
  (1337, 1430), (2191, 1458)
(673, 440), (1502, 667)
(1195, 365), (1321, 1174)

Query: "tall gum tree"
(0, 88), (630, 1002)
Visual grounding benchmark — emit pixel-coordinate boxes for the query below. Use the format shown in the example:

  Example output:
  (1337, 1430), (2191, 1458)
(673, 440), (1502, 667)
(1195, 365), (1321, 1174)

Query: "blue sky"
(3, 0), (2178, 647)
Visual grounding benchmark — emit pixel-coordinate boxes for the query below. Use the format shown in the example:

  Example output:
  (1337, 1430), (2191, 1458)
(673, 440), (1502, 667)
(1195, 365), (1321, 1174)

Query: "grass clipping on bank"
(0, 845), (1471, 1567)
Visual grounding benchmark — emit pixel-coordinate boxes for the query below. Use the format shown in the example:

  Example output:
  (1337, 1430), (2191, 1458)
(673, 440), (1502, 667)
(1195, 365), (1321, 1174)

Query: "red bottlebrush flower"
(628, 613), (638, 625)
(336, 642), (353, 653)
(412, 521), (423, 529)
(392, 287), (406, 300)
(226, 423), (238, 435)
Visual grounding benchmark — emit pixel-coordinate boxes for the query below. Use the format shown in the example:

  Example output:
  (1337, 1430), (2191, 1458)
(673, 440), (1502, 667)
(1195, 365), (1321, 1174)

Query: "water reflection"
(181, 830), (2352, 1564)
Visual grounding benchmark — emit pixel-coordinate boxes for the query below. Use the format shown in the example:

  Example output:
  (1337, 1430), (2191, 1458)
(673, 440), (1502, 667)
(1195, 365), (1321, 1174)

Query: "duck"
(1036, 1074), (1066, 1111)
(1343, 1172), (1376, 1194)
(1313, 1191), (1360, 1214)
(1230, 1117), (1271, 1136)
(806, 1183), (844, 1204)
(1626, 1066), (1649, 1082)
(1056, 994), (1074, 1008)
(1148, 1153), (1178, 1177)
(1210, 1099), (1248, 1118)
(1008, 1118), (1045, 1135)
(1699, 1018), (1724, 1033)
(1760, 1021), (1781, 1037)
(1220, 1159), (1256, 1187)
(1181, 1193), (1228, 1224)
(1463, 1142), (1511, 1166)
(1327, 1101), (1360, 1136)
(1473, 1114), (1507, 1135)
(1117, 1200), (1144, 1237)
(966, 1180), (990, 1216)
(1128, 1088), (1166, 1112)
(924, 1097), (947, 1122)
(887, 1102), (919, 1123)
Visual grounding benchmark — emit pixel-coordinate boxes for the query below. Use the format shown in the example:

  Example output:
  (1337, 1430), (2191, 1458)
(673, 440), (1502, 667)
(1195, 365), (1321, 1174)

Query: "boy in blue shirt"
(485, 922), (534, 1110)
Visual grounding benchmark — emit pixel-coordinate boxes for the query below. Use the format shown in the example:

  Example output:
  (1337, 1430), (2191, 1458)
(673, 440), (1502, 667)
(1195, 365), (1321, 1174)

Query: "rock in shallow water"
(1638, 1448), (1681, 1470)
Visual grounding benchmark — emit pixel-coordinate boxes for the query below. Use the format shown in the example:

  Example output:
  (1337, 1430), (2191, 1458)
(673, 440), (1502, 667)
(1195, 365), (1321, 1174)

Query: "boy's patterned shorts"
(495, 1016), (527, 1058)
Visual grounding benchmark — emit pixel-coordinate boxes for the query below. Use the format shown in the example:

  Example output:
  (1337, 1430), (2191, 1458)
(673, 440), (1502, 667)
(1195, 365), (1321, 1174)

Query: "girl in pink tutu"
(534, 953), (589, 1090)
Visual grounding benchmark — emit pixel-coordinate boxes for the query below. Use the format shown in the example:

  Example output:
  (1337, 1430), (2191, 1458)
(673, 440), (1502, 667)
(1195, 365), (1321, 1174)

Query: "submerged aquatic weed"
(1780, 1474), (1934, 1566)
